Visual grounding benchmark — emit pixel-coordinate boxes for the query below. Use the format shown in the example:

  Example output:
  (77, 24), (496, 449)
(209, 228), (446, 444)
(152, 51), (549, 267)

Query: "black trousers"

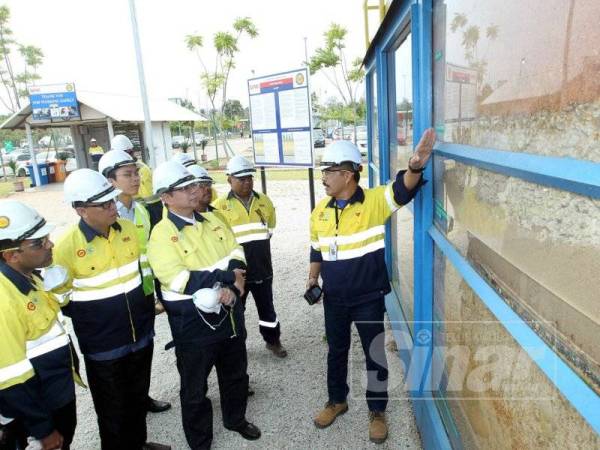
(324, 297), (388, 412)
(240, 279), (281, 344)
(84, 343), (153, 450)
(0, 399), (76, 450)
(175, 337), (249, 450)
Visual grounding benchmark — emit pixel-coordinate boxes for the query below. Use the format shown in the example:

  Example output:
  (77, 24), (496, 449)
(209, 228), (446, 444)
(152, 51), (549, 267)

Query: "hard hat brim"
(28, 222), (55, 239)
(229, 169), (255, 178)
(88, 187), (122, 204)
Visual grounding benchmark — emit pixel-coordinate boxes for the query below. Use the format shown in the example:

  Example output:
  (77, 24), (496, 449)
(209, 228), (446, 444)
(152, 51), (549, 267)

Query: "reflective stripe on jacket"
(0, 263), (75, 439)
(53, 218), (154, 360)
(147, 210), (246, 346)
(212, 190), (275, 282)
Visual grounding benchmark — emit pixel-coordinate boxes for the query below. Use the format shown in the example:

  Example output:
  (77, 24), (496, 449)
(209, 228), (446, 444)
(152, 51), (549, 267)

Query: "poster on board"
(248, 68), (313, 167)
(29, 83), (81, 122)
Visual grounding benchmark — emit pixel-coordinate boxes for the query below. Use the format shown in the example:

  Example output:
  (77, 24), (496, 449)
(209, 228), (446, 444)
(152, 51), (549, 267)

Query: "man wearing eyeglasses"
(213, 156), (287, 359)
(53, 169), (169, 450)
(308, 130), (435, 444)
(0, 201), (76, 450)
(147, 161), (261, 449)
(98, 150), (172, 415)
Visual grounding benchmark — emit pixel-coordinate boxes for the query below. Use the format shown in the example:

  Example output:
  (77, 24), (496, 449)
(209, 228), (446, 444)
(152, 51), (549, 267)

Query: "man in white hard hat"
(88, 138), (104, 169)
(0, 201), (76, 450)
(213, 156), (287, 358)
(110, 134), (162, 225)
(172, 153), (219, 204)
(147, 161), (261, 449)
(308, 129), (435, 444)
(98, 150), (172, 415)
(53, 169), (169, 450)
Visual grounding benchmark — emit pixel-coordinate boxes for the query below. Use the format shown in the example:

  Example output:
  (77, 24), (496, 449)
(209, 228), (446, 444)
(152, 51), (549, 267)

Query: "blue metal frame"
(366, 0), (600, 447)
(435, 143), (600, 199)
(429, 226), (600, 435)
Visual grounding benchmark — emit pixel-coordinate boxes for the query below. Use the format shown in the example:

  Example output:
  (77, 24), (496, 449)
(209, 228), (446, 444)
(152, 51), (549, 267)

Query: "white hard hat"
(90, 138), (97, 143)
(98, 150), (136, 177)
(192, 288), (221, 314)
(187, 165), (214, 183)
(171, 152), (196, 167)
(226, 155), (255, 177)
(111, 134), (134, 152)
(0, 200), (54, 242)
(64, 169), (122, 204)
(153, 160), (198, 195)
(321, 141), (362, 169)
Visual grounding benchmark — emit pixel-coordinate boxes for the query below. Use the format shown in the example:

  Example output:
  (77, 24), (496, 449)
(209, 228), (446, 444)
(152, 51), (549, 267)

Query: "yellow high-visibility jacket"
(212, 190), (275, 282)
(147, 210), (246, 346)
(0, 263), (75, 439)
(53, 219), (154, 360)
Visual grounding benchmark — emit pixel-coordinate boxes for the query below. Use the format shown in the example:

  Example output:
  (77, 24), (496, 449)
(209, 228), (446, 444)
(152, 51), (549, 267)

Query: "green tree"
(185, 17), (258, 159)
(0, 6), (44, 112)
(309, 23), (365, 142)
(223, 99), (244, 121)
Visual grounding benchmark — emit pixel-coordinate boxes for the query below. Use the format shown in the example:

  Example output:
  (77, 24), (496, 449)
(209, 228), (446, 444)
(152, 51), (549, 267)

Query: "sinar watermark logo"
(347, 321), (557, 401)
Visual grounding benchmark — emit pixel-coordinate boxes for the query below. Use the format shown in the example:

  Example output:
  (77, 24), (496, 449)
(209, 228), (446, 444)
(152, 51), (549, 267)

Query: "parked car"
(193, 133), (209, 146)
(351, 126), (368, 155)
(16, 150), (77, 177)
(171, 135), (187, 149)
(312, 129), (326, 148)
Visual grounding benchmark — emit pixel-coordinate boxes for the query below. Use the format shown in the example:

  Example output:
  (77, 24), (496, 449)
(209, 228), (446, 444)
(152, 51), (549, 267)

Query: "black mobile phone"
(304, 285), (323, 305)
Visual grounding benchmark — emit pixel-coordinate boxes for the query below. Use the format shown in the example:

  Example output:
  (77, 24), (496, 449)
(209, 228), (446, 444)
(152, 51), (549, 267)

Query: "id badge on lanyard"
(329, 240), (338, 261)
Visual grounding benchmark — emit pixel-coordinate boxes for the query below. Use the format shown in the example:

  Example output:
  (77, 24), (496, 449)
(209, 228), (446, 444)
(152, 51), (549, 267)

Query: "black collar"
(227, 190), (260, 200)
(167, 210), (205, 231)
(0, 261), (41, 295)
(326, 186), (365, 208)
(78, 219), (122, 243)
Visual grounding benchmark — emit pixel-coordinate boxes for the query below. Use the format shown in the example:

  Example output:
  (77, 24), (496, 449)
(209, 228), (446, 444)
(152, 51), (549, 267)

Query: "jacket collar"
(167, 210), (205, 231)
(0, 261), (40, 295)
(326, 186), (365, 208)
(78, 219), (122, 243)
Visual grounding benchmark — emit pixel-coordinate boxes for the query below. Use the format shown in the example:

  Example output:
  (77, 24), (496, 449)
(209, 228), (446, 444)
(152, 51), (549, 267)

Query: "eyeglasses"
(172, 182), (200, 193)
(321, 169), (349, 176)
(20, 236), (51, 251)
(83, 200), (116, 210)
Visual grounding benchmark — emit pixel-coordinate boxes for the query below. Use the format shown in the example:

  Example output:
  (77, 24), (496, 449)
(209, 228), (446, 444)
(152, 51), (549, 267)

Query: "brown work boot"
(266, 341), (288, 358)
(369, 411), (388, 444)
(313, 401), (348, 428)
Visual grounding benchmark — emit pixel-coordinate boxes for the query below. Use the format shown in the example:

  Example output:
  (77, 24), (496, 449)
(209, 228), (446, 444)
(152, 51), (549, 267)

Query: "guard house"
(363, 0), (599, 448)
(0, 91), (205, 169)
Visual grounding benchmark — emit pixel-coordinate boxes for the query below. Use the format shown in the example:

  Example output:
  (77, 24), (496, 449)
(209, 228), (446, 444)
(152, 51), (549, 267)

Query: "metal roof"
(0, 90), (207, 130)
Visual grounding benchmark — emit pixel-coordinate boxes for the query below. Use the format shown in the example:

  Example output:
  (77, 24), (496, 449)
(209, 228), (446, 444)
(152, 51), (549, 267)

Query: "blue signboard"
(29, 83), (80, 122)
(247, 68), (313, 167)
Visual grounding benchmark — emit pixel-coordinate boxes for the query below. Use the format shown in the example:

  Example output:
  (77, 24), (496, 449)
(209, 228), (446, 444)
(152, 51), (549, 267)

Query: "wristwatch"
(408, 159), (426, 174)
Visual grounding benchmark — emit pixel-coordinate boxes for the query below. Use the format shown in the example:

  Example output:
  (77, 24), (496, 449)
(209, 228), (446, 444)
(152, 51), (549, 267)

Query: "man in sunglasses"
(53, 169), (169, 450)
(213, 156), (287, 359)
(308, 129), (435, 444)
(0, 201), (76, 450)
(98, 150), (171, 415)
(147, 161), (260, 449)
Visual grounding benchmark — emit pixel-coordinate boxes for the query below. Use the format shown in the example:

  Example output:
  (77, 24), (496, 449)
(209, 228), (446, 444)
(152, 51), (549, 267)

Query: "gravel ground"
(8, 179), (422, 450)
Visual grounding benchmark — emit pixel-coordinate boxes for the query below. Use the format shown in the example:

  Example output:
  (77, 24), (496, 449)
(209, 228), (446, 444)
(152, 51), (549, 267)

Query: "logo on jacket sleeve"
(76, 249), (86, 257)
(26, 301), (36, 311)
(171, 236), (178, 242)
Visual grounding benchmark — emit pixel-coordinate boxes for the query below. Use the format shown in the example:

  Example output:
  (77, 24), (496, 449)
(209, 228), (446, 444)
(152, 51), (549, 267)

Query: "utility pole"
(128, 0), (159, 167)
(304, 36), (315, 211)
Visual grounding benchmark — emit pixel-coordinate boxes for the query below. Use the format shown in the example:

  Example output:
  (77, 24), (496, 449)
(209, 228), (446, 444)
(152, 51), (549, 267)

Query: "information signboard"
(248, 68), (313, 167)
(29, 83), (81, 122)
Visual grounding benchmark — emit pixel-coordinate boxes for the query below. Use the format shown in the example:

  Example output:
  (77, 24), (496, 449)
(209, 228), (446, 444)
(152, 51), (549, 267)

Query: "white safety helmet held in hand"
(98, 150), (136, 178)
(171, 152), (196, 167)
(64, 169), (122, 205)
(111, 134), (134, 153)
(192, 288), (222, 314)
(0, 201), (54, 242)
(320, 140), (362, 170)
(226, 155), (256, 177)
(187, 165), (214, 183)
(43, 265), (69, 292)
(152, 160), (198, 195)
